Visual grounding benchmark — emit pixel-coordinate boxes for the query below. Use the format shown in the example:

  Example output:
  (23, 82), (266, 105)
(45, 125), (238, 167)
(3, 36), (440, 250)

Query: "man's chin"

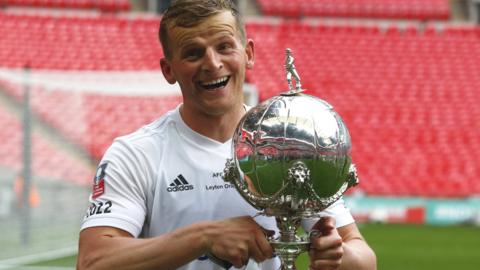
(201, 101), (241, 116)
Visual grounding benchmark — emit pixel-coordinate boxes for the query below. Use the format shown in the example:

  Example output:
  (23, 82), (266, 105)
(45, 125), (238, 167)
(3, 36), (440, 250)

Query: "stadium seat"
(1, 13), (479, 197)
(0, 105), (92, 185)
(0, 13), (161, 71)
(246, 21), (480, 198)
(256, 0), (450, 20)
(1, 0), (130, 12)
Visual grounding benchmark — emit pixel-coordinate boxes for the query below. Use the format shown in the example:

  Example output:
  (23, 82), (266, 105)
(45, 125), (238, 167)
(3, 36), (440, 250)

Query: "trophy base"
(270, 239), (309, 270)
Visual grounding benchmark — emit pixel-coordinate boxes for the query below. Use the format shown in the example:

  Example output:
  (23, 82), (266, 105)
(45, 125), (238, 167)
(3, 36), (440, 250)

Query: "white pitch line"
(0, 246), (77, 269)
(0, 266), (74, 270)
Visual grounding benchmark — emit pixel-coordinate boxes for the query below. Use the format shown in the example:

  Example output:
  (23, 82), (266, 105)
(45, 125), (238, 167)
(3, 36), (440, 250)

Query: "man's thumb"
(311, 216), (335, 236)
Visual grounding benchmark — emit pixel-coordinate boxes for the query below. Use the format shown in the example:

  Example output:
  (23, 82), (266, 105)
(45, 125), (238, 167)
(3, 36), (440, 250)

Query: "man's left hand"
(308, 216), (344, 270)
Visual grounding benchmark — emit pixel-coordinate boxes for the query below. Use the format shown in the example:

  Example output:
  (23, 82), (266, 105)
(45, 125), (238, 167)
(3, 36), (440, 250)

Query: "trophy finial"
(284, 48), (303, 95)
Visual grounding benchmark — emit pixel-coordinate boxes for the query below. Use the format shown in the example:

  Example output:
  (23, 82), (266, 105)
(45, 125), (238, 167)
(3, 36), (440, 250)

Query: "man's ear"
(160, 58), (177, 84)
(245, 39), (255, 69)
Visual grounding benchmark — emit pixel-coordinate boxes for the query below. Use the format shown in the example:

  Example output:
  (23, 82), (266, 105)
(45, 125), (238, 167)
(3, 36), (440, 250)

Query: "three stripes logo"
(167, 174), (194, 192)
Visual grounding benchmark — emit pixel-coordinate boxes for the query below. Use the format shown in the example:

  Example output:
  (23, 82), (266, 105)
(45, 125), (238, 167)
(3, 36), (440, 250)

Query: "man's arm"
(77, 216), (274, 270)
(337, 223), (377, 270)
(308, 217), (376, 270)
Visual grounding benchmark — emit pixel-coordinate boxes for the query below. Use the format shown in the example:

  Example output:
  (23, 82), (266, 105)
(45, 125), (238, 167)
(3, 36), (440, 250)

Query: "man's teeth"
(203, 76), (228, 86)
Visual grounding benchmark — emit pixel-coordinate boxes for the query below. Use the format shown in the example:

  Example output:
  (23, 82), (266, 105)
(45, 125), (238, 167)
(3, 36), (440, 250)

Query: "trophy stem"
(270, 215), (309, 270)
(278, 254), (299, 270)
(276, 215), (301, 242)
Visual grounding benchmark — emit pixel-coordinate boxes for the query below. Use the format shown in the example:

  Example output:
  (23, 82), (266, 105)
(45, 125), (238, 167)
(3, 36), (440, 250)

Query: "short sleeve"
(80, 139), (148, 237)
(301, 198), (354, 232)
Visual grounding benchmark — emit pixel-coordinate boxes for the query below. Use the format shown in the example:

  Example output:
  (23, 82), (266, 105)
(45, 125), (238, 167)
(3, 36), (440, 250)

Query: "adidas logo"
(167, 174), (194, 192)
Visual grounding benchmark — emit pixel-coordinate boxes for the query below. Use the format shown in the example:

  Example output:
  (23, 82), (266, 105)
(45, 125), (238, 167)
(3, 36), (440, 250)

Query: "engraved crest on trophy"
(223, 48), (359, 270)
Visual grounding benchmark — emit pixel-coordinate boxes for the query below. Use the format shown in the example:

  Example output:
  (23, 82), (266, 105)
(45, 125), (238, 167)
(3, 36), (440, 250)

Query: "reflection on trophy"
(223, 48), (359, 270)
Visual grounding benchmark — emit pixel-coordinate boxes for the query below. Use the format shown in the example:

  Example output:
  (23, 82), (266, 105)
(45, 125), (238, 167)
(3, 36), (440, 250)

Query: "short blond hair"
(159, 0), (246, 59)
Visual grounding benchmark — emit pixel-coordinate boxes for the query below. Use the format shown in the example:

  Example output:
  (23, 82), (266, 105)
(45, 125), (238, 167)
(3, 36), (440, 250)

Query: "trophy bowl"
(223, 49), (359, 269)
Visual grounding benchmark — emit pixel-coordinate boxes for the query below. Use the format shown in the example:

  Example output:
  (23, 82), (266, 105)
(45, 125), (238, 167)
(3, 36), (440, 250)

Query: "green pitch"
(297, 223), (480, 270)
(27, 255), (78, 268)
(358, 223), (480, 270)
(27, 223), (480, 270)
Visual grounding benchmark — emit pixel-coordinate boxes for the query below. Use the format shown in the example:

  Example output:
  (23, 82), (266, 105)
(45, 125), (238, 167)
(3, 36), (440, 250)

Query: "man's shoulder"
(119, 108), (178, 144)
(105, 108), (180, 158)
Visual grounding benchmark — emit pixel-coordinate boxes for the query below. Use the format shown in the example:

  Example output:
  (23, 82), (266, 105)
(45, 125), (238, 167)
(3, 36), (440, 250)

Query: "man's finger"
(310, 258), (342, 270)
(255, 230), (274, 260)
(262, 228), (275, 238)
(311, 216), (335, 235)
(309, 243), (343, 259)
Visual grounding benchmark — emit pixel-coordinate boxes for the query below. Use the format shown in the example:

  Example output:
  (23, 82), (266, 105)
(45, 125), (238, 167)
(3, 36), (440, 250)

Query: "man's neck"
(179, 104), (245, 143)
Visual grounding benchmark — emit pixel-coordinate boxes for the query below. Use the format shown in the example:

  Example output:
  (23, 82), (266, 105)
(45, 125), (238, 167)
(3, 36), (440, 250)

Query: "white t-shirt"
(81, 105), (354, 270)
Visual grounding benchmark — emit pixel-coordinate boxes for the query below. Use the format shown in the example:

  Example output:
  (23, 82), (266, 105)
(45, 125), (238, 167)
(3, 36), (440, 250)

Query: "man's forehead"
(168, 12), (238, 47)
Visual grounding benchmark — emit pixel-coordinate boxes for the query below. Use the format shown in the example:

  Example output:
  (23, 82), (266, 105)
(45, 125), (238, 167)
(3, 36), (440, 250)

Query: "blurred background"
(0, 0), (479, 269)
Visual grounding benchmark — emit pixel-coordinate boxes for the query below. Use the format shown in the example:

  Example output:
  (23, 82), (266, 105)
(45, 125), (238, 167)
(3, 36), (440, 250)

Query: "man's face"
(160, 11), (254, 116)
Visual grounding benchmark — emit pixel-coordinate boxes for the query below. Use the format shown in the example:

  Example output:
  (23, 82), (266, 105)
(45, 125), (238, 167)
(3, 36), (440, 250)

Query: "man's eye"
(218, 43), (233, 51)
(183, 49), (202, 60)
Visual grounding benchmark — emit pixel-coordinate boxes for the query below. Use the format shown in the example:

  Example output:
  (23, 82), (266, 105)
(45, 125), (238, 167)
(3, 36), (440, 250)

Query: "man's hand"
(308, 216), (344, 270)
(205, 216), (274, 268)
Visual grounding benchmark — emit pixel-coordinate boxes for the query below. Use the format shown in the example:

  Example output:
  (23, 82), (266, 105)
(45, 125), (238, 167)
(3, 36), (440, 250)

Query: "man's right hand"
(204, 216), (275, 268)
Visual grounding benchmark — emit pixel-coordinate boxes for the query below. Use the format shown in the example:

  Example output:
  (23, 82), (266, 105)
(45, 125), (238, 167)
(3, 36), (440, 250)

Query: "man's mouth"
(199, 76), (230, 90)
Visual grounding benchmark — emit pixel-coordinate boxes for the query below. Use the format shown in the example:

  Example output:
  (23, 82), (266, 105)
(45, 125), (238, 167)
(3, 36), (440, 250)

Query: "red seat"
(1, 15), (478, 198)
(256, 0), (450, 20)
(246, 21), (480, 198)
(2, 0), (130, 11)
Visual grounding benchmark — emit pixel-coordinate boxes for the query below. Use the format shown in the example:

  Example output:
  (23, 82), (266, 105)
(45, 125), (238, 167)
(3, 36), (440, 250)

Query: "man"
(77, 1), (376, 270)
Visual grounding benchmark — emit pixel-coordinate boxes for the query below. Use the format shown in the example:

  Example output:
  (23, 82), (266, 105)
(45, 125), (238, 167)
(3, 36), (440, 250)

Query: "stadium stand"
(0, 78), (181, 160)
(246, 20), (480, 197)
(3, 2), (480, 265)
(83, 94), (182, 158)
(0, 12), (160, 70)
(0, 0), (131, 12)
(256, 0), (450, 20)
(1, 9), (479, 197)
(0, 103), (92, 185)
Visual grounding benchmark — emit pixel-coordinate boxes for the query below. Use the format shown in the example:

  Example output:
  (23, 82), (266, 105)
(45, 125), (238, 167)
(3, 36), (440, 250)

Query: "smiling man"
(159, 6), (252, 141)
(76, 1), (376, 270)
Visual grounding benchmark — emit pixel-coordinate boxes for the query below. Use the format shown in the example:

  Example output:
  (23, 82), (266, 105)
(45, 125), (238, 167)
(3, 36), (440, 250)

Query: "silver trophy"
(223, 49), (359, 270)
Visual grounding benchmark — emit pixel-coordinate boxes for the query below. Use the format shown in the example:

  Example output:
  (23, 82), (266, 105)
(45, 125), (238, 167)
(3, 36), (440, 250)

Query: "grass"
(25, 223), (480, 270)
(358, 223), (480, 270)
(297, 223), (480, 270)
(27, 255), (77, 267)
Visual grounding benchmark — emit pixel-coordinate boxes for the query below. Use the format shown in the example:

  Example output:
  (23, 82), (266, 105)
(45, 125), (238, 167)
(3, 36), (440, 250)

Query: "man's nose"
(202, 48), (223, 71)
